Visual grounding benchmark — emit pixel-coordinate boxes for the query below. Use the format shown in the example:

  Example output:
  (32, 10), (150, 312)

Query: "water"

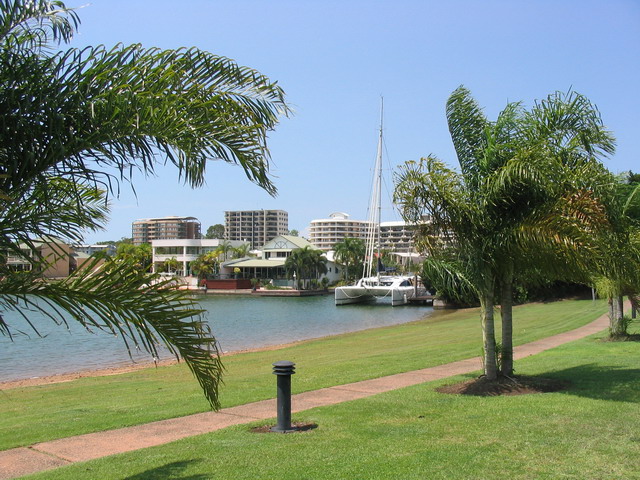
(0, 294), (434, 382)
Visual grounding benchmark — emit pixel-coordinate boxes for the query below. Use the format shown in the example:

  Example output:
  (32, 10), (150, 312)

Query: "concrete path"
(0, 311), (610, 479)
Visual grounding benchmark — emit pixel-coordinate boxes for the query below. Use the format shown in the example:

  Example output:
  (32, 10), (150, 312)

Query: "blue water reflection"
(0, 294), (433, 382)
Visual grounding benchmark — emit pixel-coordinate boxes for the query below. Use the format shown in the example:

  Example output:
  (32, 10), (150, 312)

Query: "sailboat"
(335, 101), (426, 306)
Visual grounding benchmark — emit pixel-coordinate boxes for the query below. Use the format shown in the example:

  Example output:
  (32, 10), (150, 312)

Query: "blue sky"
(69, 0), (640, 243)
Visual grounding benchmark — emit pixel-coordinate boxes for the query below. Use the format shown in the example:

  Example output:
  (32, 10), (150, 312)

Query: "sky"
(66, 0), (640, 244)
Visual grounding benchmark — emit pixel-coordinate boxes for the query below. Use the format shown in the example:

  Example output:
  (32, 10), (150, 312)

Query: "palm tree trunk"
(610, 295), (625, 335)
(500, 277), (514, 377)
(480, 290), (498, 380)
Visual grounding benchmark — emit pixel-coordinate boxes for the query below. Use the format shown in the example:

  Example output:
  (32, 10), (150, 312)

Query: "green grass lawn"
(25, 308), (639, 479)
(1, 299), (606, 451)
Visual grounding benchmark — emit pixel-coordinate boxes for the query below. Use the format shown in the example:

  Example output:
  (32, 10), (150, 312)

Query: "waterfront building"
(151, 238), (247, 276)
(224, 209), (288, 249)
(308, 212), (370, 251)
(132, 216), (201, 245)
(309, 212), (421, 253)
(379, 221), (416, 252)
(222, 235), (340, 286)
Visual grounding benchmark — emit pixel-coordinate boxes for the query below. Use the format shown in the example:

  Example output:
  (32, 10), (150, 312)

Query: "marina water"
(0, 294), (435, 382)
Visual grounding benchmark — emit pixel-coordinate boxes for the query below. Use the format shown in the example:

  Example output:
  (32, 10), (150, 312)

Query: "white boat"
(335, 100), (427, 306)
(335, 274), (422, 306)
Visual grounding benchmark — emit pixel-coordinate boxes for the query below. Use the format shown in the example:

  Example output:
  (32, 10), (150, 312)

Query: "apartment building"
(308, 212), (370, 251)
(309, 212), (424, 252)
(224, 210), (288, 249)
(132, 216), (201, 245)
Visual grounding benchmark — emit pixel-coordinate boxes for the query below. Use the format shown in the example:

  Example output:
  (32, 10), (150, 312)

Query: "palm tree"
(214, 241), (234, 262)
(395, 86), (615, 379)
(232, 243), (252, 259)
(190, 251), (220, 280)
(334, 237), (365, 282)
(0, 1), (289, 409)
(284, 246), (327, 289)
(592, 180), (640, 336)
(164, 257), (180, 274)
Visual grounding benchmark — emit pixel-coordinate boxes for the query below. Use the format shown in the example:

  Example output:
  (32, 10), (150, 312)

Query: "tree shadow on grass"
(124, 460), (209, 480)
(545, 364), (640, 403)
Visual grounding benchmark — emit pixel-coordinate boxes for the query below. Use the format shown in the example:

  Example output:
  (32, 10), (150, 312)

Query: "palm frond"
(446, 86), (488, 189)
(0, 257), (223, 408)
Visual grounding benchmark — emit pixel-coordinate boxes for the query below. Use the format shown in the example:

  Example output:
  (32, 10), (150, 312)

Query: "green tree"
(334, 237), (365, 282)
(395, 86), (615, 379)
(232, 243), (251, 259)
(288, 229), (299, 236)
(0, 1), (289, 408)
(163, 257), (179, 274)
(189, 251), (220, 280)
(285, 246), (327, 289)
(205, 224), (225, 239)
(214, 240), (233, 262)
(592, 178), (640, 336)
(114, 243), (152, 273)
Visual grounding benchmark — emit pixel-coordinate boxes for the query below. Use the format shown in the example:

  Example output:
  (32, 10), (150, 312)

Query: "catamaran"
(335, 101), (426, 306)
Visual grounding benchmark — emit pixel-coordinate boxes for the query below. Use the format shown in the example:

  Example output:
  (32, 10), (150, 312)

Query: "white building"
(308, 212), (370, 251)
(151, 238), (247, 276)
(309, 212), (421, 253)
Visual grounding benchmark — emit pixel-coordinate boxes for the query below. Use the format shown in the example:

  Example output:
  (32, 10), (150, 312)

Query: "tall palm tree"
(395, 86), (615, 379)
(0, 1), (289, 408)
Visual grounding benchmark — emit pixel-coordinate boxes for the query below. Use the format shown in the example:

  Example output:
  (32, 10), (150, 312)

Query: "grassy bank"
(1, 299), (606, 451)
(27, 310), (639, 479)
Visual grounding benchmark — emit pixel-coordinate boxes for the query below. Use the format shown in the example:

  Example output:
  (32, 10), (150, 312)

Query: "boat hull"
(335, 282), (417, 306)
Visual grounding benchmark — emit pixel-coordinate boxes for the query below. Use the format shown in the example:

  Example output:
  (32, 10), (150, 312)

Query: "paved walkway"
(0, 311), (610, 479)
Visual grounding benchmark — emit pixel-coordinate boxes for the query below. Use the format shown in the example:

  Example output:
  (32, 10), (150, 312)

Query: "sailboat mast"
(375, 99), (383, 277)
(362, 99), (384, 279)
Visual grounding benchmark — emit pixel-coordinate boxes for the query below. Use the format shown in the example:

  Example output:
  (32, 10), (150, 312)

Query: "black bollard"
(270, 360), (296, 433)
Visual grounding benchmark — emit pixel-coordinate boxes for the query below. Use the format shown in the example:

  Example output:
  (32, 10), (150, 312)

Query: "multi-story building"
(379, 221), (416, 252)
(132, 216), (201, 245)
(309, 212), (422, 253)
(224, 210), (288, 249)
(308, 212), (370, 251)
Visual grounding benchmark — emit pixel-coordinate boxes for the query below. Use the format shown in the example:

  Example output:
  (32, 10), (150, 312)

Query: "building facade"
(74, 243), (117, 256)
(151, 238), (247, 277)
(222, 235), (340, 286)
(308, 212), (419, 253)
(308, 212), (370, 251)
(224, 209), (288, 249)
(132, 216), (201, 245)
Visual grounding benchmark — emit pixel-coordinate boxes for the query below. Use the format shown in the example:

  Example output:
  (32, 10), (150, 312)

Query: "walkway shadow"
(544, 364), (640, 403)
(124, 460), (208, 480)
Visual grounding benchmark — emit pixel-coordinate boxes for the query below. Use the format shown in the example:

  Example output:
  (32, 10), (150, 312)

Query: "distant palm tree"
(334, 237), (365, 282)
(232, 243), (252, 259)
(285, 246), (327, 289)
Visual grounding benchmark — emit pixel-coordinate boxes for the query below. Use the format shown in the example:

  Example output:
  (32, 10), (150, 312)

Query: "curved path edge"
(0, 310), (611, 479)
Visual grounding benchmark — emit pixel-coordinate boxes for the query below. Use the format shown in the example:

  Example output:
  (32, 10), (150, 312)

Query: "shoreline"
(0, 334), (341, 391)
